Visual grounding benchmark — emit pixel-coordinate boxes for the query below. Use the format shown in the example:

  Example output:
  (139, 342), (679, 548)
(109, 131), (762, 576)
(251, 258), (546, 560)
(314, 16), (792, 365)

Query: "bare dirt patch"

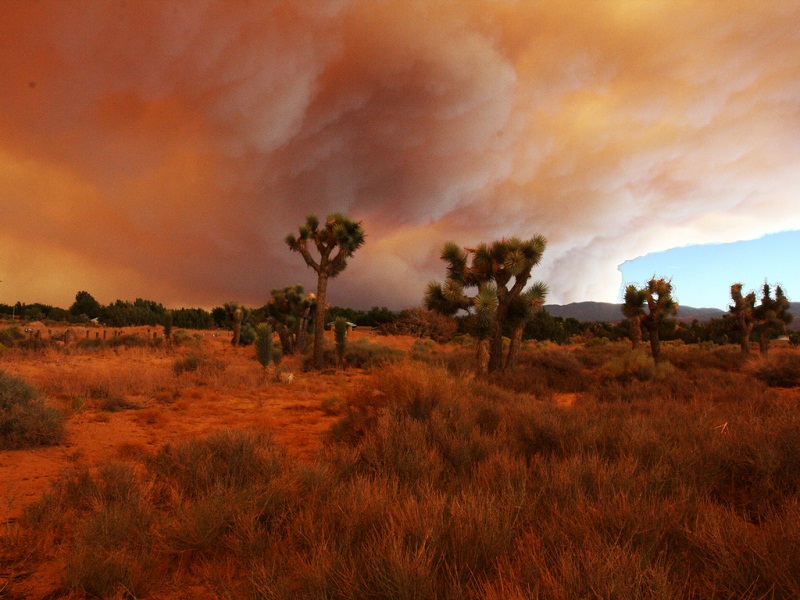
(0, 328), (422, 526)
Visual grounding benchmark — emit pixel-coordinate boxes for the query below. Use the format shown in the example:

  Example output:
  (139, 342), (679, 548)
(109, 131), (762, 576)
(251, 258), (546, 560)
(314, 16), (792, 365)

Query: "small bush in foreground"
(0, 370), (65, 449)
(753, 353), (800, 387)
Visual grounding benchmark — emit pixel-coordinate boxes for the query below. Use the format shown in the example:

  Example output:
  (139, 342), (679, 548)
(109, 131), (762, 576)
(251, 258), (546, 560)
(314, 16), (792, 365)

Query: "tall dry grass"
(6, 344), (800, 598)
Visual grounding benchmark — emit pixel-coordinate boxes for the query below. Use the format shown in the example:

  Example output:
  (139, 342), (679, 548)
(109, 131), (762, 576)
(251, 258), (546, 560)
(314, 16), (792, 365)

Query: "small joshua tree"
(334, 317), (348, 368)
(286, 214), (365, 369)
(622, 284), (646, 350)
(622, 277), (678, 364)
(729, 283), (756, 355)
(255, 323), (281, 369)
(266, 285), (316, 356)
(224, 301), (245, 346)
(753, 282), (792, 356)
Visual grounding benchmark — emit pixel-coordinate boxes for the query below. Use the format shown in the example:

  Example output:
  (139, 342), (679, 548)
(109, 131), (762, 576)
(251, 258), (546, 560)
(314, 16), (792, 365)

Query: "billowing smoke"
(2, 1), (799, 309)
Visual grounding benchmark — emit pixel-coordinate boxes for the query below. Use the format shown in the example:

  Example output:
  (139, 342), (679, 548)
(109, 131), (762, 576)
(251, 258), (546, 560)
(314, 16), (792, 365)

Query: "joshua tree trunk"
(487, 303), (508, 374)
(313, 274), (329, 369)
(296, 310), (309, 353)
(475, 338), (490, 379)
(231, 308), (242, 347)
(648, 325), (661, 364)
(630, 315), (642, 349)
(739, 318), (753, 355)
(759, 332), (769, 356)
(504, 322), (524, 372)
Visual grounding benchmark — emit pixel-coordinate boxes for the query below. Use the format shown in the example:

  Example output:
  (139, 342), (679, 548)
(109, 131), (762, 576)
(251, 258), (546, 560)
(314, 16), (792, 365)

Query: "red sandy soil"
(1, 328), (422, 525)
(1, 327), (429, 597)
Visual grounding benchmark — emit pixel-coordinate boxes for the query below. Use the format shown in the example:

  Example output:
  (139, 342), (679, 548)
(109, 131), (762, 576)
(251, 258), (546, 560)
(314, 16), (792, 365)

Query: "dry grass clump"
(30, 357), (173, 404)
(8, 347), (800, 598)
(752, 352), (800, 387)
(0, 370), (65, 449)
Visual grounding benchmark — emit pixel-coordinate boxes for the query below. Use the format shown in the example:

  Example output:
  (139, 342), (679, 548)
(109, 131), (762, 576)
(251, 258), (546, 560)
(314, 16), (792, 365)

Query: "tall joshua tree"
(622, 278), (677, 364)
(425, 236), (547, 375)
(729, 283), (756, 355)
(286, 214), (365, 369)
(753, 282), (792, 356)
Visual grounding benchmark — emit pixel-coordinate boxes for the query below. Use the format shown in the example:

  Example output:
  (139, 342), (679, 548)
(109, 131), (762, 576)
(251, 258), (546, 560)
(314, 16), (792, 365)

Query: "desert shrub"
(753, 353), (800, 387)
(495, 347), (588, 398)
(0, 370), (65, 449)
(146, 429), (284, 499)
(597, 349), (656, 382)
(307, 338), (404, 370)
(172, 353), (225, 377)
(171, 328), (203, 347)
(105, 333), (163, 349)
(378, 307), (458, 343)
(665, 343), (747, 372)
(13, 354), (800, 599)
(96, 395), (140, 412)
(0, 325), (25, 346)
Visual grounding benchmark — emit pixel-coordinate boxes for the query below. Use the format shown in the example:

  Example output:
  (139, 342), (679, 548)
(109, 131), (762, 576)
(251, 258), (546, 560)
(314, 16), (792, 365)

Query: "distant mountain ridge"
(544, 301), (800, 324)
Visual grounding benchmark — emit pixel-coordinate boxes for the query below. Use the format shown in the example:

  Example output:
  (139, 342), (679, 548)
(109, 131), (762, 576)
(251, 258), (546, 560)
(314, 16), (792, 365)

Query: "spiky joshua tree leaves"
(425, 236), (547, 376)
(622, 278), (677, 364)
(286, 214), (365, 370)
(729, 283), (756, 355)
(622, 285), (647, 350)
(754, 282), (792, 356)
(266, 285), (316, 356)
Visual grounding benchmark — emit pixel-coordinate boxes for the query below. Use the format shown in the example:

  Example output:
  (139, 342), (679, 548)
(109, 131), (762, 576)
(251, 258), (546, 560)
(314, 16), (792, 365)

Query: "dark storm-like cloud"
(1, 1), (799, 309)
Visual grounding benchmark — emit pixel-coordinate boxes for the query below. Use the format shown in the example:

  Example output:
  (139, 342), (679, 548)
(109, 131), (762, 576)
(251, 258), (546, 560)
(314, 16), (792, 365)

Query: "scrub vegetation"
(1, 326), (799, 599)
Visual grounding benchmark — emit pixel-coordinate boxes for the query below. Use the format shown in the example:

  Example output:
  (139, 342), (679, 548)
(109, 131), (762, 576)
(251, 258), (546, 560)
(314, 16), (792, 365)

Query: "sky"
(619, 230), (800, 309)
(1, 1), (799, 312)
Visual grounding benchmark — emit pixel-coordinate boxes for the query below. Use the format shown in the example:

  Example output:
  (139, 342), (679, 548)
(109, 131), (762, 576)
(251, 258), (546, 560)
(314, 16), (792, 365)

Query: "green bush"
(0, 370), (65, 449)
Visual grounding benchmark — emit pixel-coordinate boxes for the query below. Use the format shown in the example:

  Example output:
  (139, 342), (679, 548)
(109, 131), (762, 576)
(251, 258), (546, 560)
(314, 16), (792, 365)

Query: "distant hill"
(544, 301), (726, 323)
(543, 301), (800, 327)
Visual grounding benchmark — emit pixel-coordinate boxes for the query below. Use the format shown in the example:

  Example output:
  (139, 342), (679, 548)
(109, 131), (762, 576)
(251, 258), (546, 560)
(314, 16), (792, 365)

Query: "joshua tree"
(334, 317), (349, 368)
(266, 285), (316, 356)
(622, 278), (677, 364)
(286, 214), (365, 369)
(729, 283), (756, 355)
(223, 301), (245, 346)
(622, 284), (646, 349)
(255, 323), (281, 369)
(425, 236), (547, 375)
(753, 282), (792, 355)
(504, 283), (548, 371)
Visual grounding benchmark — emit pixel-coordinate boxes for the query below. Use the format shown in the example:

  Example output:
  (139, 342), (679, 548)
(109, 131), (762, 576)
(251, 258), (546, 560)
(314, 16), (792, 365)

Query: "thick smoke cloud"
(1, 1), (799, 309)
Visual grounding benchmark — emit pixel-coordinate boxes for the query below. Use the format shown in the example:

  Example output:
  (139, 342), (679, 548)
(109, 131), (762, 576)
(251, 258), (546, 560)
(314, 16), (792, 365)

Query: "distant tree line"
(2, 291), (792, 351)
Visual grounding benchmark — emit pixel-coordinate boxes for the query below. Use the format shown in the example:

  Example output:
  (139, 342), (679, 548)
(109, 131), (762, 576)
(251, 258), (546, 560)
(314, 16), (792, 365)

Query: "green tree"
(286, 214), (365, 369)
(753, 282), (792, 355)
(425, 236), (547, 375)
(729, 283), (756, 355)
(622, 278), (678, 364)
(265, 285), (316, 356)
(69, 291), (102, 320)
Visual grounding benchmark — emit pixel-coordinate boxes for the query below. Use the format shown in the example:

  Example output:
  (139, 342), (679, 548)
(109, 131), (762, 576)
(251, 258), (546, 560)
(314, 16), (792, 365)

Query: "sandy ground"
(0, 328), (420, 525)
